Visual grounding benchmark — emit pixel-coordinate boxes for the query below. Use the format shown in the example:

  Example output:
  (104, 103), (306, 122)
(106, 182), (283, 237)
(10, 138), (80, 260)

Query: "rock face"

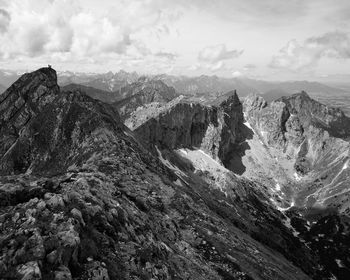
(113, 78), (178, 121)
(278, 91), (350, 138)
(0, 68), (60, 172)
(135, 91), (243, 164)
(0, 82), (123, 176)
(243, 93), (350, 214)
(0, 68), (328, 280)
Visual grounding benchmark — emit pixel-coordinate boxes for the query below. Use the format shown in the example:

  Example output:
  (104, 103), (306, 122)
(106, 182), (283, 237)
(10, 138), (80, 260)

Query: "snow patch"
(294, 172), (302, 181)
(282, 216), (299, 237)
(244, 121), (253, 130)
(276, 200), (295, 212)
(336, 259), (345, 268)
(155, 146), (188, 184)
(275, 183), (281, 191)
(342, 159), (349, 170)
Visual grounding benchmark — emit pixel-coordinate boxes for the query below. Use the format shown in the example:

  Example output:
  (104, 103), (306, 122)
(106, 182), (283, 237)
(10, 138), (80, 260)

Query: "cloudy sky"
(0, 0), (349, 80)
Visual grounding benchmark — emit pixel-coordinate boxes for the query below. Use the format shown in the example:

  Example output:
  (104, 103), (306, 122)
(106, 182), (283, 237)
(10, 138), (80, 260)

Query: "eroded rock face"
(0, 80), (123, 176)
(243, 93), (350, 214)
(244, 95), (290, 148)
(135, 91), (243, 164)
(0, 68), (60, 165)
(278, 91), (350, 138)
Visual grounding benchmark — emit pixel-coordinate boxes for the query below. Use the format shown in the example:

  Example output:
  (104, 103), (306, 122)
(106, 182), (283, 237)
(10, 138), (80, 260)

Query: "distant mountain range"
(0, 69), (348, 101)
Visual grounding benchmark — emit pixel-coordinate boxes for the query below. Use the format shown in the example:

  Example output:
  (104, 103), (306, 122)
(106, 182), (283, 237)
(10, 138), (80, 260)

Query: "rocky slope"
(61, 84), (120, 104)
(243, 93), (350, 215)
(135, 91), (244, 165)
(113, 78), (178, 121)
(0, 68), (331, 280)
(133, 88), (350, 279)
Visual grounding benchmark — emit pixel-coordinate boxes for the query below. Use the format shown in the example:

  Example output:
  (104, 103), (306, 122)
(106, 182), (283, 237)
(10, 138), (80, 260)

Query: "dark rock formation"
(0, 68), (60, 171)
(135, 91), (243, 164)
(62, 83), (120, 104)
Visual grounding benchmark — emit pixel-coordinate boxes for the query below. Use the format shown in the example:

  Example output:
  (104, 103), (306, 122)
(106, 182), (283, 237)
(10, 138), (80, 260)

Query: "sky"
(0, 0), (349, 81)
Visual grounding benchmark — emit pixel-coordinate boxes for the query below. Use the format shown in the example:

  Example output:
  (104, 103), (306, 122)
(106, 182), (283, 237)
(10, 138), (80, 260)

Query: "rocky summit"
(0, 68), (350, 280)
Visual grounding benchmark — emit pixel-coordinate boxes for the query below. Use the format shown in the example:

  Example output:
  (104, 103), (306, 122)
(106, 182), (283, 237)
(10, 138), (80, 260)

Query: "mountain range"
(0, 68), (350, 280)
(0, 69), (348, 97)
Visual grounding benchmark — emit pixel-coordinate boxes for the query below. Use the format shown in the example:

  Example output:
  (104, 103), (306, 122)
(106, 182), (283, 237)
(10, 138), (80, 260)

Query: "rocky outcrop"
(244, 94), (292, 148)
(135, 91), (244, 164)
(0, 68), (60, 165)
(278, 91), (350, 138)
(243, 93), (350, 214)
(113, 78), (178, 121)
(0, 84), (123, 176)
(62, 83), (119, 104)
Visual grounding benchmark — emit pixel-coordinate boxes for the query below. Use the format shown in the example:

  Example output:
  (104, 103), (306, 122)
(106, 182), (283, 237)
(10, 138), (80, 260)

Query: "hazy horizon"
(1, 67), (350, 86)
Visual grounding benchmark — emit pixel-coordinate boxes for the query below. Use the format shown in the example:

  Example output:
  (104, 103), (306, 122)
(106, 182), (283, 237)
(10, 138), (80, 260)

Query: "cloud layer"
(198, 44), (243, 63)
(0, 0), (181, 71)
(0, 8), (9, 33)
(194, 44), (243, 72)
(270, 32), (350, 71)
(0, 0), (349, 79)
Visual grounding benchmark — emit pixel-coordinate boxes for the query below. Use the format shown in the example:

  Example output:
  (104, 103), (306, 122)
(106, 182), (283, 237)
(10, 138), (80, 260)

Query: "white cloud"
(194, 44), (243, 73)
(0, 0), (180, 71)
(270, 31), (350, 71)
(198, 44), (243, 63)
(243, 64), (256, 71)
(232, 70), (243, 77)
(0, 8), (10, 33)
(0, 0), (350, 79)
(154, 51), (178, 61)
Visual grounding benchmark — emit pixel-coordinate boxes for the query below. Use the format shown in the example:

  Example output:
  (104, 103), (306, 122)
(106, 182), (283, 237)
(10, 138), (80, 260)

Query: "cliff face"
(135, 91), (243, 164)
(0, 68), (60, 164)
(243, 93), (350, 214)
(278, 91), (350, 138)
(0, 77), (123, 176)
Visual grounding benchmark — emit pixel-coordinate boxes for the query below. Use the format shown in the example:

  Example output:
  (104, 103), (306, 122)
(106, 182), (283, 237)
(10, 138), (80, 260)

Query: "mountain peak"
(219, 90), (241, 107)
(244, 93), (268, 111)
(0, 67), (60, 169)
(36, 66), (57, 80)
(288, 90), (311, 100)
